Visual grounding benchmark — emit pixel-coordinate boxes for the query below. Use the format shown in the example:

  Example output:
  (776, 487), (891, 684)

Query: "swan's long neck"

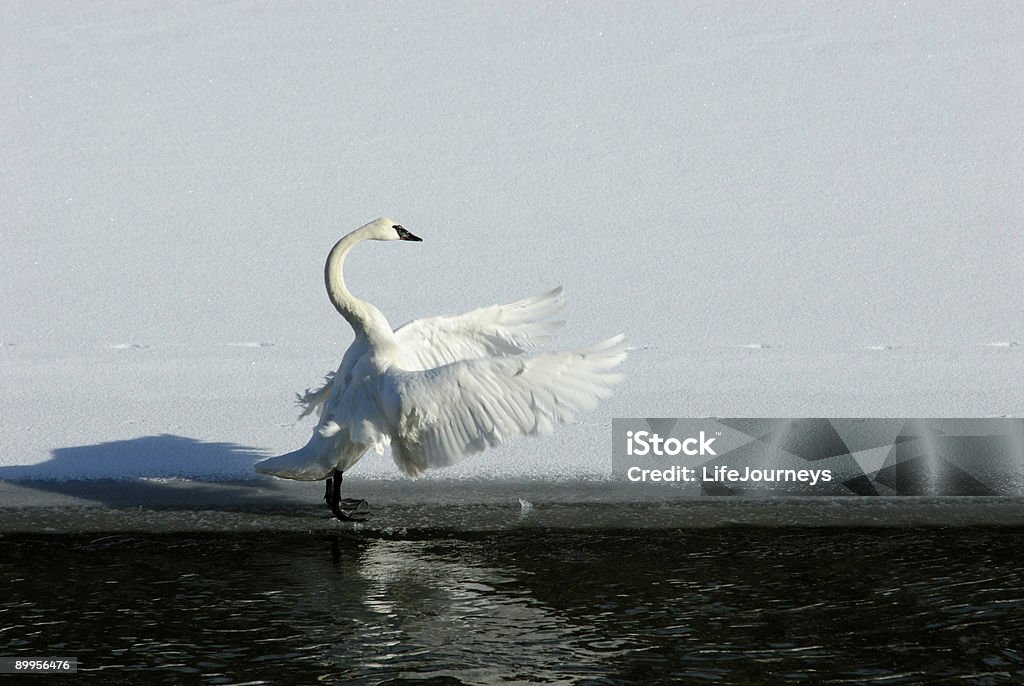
(324, 230), (394, 348)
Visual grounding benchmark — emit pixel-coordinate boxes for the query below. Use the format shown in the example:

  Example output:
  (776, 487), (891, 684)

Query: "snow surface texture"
(3, 2), (1024, 482)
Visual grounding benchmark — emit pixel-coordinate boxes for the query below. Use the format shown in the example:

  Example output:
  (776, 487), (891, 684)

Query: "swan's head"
(359, 217), (422, 242)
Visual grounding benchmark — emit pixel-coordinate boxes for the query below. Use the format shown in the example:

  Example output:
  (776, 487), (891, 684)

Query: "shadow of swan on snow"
(0, 434), (288, 509)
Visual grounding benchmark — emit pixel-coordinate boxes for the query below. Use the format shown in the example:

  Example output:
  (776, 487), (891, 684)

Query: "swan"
(255, 217), (628, 520)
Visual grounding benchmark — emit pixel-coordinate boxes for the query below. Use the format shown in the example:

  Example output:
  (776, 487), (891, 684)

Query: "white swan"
(255, 217), (628, 520)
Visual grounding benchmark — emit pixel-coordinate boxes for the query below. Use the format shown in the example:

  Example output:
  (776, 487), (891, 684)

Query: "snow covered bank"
(2, 344), (1022, 483)
(4, 3), (1023, 485)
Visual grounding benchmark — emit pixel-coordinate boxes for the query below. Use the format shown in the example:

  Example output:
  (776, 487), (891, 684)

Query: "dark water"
(3, 526), (1024, 685)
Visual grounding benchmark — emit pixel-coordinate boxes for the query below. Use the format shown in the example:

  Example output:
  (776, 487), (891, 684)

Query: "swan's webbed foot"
(331, 502), (371, 522)
(324, 470), (370, 522)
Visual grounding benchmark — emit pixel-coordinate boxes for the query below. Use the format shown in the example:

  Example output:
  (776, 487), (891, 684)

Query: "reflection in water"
(349, 538), (616, 683)
(2, 527), (1024, 684)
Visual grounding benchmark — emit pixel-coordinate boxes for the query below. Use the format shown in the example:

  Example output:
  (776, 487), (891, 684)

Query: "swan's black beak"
(395, 226), (422, 242)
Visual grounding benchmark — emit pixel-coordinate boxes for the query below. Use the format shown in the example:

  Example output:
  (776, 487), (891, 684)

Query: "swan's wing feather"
(294, 335), (372, 419)
(393, 287), (565, 369)
(388, 334), (628, 477)
(296, 372), (335, 418)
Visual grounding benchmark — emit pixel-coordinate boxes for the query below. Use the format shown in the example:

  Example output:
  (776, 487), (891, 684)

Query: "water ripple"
(1, 528), (1023, 683)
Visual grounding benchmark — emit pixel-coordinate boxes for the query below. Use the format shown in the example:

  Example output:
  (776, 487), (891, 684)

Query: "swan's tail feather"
(255, 445), (335, 481)
(256, 425), (368, 481)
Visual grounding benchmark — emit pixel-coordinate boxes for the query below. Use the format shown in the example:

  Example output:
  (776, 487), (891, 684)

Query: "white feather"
(255, 217), (627, 482)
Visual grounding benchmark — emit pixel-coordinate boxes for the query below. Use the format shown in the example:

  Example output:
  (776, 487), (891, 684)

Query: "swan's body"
(256, 218), (627, 514)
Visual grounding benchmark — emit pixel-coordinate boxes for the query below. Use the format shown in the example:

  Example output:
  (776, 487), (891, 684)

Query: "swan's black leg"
(324, 473), (334, 505)
(324, 469), (370, 522)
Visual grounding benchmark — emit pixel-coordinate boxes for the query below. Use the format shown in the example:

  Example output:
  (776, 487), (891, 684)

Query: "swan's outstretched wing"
(393, 287), (565, 370)
(386, 334), (628, 477)
(297, 289), (565, 417)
